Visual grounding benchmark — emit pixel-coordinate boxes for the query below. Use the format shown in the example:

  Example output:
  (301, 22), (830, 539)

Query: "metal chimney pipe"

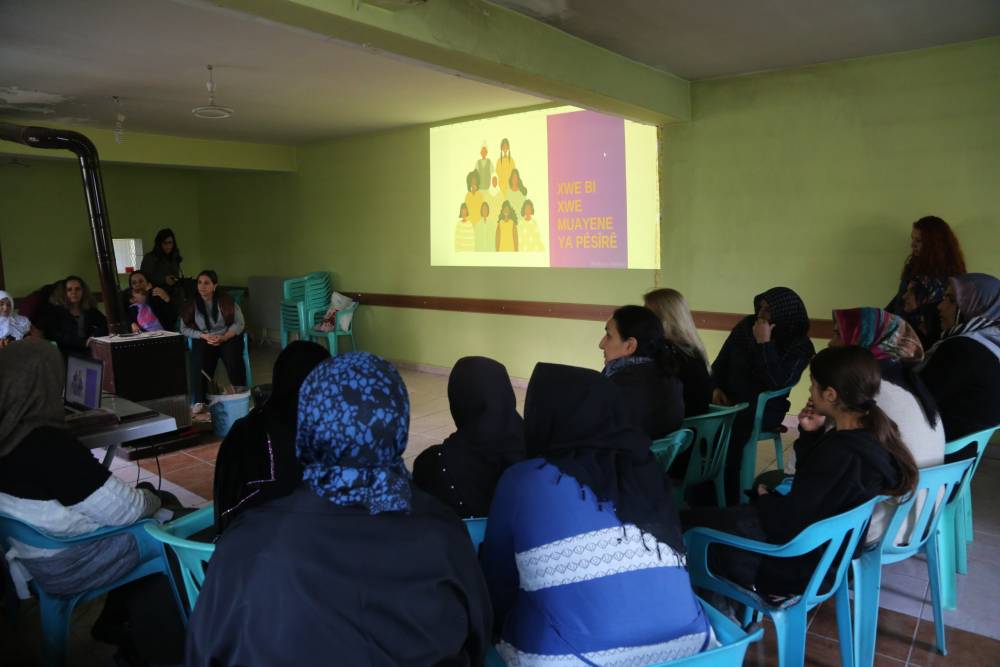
(0, 122), (126, 333)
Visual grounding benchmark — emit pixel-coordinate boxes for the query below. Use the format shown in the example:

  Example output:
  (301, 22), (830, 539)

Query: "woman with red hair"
(887, 216), (966, 346)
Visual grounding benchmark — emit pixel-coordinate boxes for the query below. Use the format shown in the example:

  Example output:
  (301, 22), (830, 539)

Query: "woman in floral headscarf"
(187, 352), (492, 667)
(920, 273), (1000, 445)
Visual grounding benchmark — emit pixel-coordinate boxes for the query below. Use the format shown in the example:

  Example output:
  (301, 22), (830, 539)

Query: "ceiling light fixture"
(112, 96), (126, 144)
(192, 65), (234, 119)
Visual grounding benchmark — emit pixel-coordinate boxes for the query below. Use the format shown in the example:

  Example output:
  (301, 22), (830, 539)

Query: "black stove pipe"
(0, 122), (126, 333)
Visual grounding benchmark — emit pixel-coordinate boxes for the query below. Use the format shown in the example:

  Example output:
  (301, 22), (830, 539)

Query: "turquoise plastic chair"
(484, 597), (763, 666)
(308, 301), (359, 356)
(685, 496), (883, 667)
(144, 504), (216, 617)
(739, 386), (794, 504)
(851, 459), (973, 666)
(651, 428), (694, 473)
(679, 403), (750, 507)
(184, 332), (253, 391)
(464, 517), (487, 551)
(935, 426), (999, 609)
(0, 514), (184, 666)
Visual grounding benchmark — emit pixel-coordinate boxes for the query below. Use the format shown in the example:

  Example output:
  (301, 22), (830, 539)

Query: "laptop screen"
(65, 355), (103, 410)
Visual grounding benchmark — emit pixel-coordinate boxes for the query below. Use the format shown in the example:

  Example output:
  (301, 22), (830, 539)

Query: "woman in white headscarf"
(0, 291), (31, 345)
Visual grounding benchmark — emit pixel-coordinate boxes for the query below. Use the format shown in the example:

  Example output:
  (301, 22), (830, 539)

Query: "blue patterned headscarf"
(296, 352), (412, 514)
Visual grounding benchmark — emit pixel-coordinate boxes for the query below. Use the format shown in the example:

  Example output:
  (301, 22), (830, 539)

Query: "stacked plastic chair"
(280, 272), (332, 348)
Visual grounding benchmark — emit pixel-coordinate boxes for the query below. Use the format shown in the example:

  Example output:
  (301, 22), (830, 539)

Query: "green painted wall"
(198, 37), (1000, 401)
(0, 160), (204, 298)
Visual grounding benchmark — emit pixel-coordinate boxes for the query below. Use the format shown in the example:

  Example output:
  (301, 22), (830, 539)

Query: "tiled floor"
(5, 344), (1000, 665)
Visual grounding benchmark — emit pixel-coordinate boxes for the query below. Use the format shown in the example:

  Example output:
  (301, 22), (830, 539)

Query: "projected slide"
(430, 105), (660, 269)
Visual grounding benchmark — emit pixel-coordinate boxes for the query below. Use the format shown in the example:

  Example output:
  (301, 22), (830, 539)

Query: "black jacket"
(186, 485), (493, 667)
(40, 305), (108, 355)
(120, 289), (177, 332)
(674, 348), (712, 417)
(607, 362), (685, 440)
(920, 336), (1000, 443)
(753, 428), (898, 593)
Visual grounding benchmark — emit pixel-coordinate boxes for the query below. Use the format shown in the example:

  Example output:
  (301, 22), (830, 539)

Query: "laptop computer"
(64, 355), (104, 413)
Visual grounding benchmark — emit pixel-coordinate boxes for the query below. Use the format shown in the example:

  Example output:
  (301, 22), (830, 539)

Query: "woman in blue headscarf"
(187, 352), (493, 666)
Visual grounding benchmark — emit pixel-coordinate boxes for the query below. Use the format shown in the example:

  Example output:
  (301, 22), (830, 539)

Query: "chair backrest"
(875, 459), (974, 558)
(463, 517), (487, 551)
(651, 429), (694, 473)
(144, 506), (215, 613)
(680, 403), (749, 486)
(649, 597), (764, 666)
(779, 496), (882, 608)
(944, 425), (1000, 491)
(748, 386), (794, 441)
(0, 513), (141, 550)
(282, 277), (307, 301)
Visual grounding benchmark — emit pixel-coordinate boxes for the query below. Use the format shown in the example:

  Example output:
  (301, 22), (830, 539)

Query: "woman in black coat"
(599, 305), (685, 439)
(40, 276), (108, 355)
(119, 270), (177, 332)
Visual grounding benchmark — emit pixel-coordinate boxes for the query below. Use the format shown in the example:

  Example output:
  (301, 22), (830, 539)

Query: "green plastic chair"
(679, 403), (750, 507)
(308, 302), (359, 356)
(144, 504), (216, 617)
(851, 459), (974, 666)
(686, 496), (883, 667)
(739, 386), (794, 504)
(935, 426), (999, 609)
(651, 428), (694, 473)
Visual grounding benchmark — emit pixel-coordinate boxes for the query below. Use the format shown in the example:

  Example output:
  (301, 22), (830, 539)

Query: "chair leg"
(956, 506), (969, 576)
(329, 333), (339, 357)
(925, 535), (949, 655)
(936, 506), (959, 610)
(37, 592), (74, 667)
(964, 491), (974, 544)
(773, 435), (784, 472)
(739, 441), (757, 505)
(834, 577), (855, 667)
(851, 553), (882, 667)
(770, 607), (809, 667)
(712, 474), (727, 508)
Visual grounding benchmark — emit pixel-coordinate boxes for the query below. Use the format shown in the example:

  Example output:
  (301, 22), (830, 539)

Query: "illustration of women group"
(455, 138), (546, 253)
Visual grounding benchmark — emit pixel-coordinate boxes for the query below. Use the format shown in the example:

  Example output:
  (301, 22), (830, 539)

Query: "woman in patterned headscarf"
(920, 273), (1000, 444)
(187, 352), (492, 667)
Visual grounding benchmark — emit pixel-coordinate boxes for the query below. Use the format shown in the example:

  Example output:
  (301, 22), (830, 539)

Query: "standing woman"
(41, 276), (109, 354)
(644, 288), (712, 416)
(140, 228), (185, 300)
(920, 273), (1000, 444)
(180, 271), (246, 404)
(886, 216), (966, 347)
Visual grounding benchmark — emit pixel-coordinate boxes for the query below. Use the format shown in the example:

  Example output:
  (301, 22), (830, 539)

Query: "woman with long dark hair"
(599, 305), (685, 438)
(140, 228), (184, 297)
(887, 216), (966, 346)
(920, 273), (1000, 445)
(40, 275), (109, 354)
(179, 270), (246, 404)
(481, 363), (712, 665)
(683, 346), (918, 596)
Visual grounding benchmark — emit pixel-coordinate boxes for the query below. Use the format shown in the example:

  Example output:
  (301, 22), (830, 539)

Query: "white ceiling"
(0, 0), (547, 144)
(493, 0), (1000, 80)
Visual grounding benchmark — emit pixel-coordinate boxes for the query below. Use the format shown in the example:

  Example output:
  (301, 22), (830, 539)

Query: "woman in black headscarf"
(481, 363), (711, 665)
(412, 356), (524, 518)
(711, 286), (815, 503)
(212, 340), (330, 534)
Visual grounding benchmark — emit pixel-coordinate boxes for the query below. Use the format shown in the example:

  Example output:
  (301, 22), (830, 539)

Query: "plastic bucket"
(207, 388), (251, 437)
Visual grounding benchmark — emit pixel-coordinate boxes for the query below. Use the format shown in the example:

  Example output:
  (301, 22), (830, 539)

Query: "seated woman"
(40, 275), (109, 355)
(187, 353), (492, 666)
(180, 270), (246, 404)
(481, 363), (712, 665)
(920, 273), (1000, 445)
(120, 270), (176, 332)
(711, 286), (814, 504)
(0, 341), (185, 662)
(886, 216), (966, 347)
(412, 356), (525, 518)
(600, 305), (685, 439)
(683, 346), (917, 596)
(0, 290), (31, 346)
(644, 288), (712, 416)
(140, 228), (185, 301)
(213, 340), (330, 534)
